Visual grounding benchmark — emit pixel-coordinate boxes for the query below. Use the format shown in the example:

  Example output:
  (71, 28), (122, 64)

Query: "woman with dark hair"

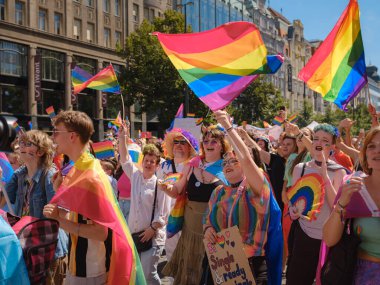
(160, 126), (230, 285)
(322, 126), (380, 284)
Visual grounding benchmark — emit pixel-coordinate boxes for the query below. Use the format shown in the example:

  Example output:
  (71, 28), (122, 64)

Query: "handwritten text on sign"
(203, 226), (255, 285)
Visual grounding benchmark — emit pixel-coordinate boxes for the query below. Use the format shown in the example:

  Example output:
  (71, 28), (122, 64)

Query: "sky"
(269, 0), (380, 69)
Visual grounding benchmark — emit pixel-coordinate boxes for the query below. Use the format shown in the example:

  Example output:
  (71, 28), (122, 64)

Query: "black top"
(187, 171), (223, 203)
(268, 153), (286, 213)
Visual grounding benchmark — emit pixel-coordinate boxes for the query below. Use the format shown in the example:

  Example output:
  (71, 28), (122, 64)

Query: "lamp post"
(177, 1), (194, 117)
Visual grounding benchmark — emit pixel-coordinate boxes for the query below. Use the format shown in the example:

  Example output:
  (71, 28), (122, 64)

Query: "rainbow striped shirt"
(203, 177), (271, 257)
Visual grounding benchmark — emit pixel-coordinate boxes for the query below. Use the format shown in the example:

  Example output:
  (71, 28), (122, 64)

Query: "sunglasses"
(173, 139), (188, 145)
(19, 141), (37, 148)
(203, 139), (219, 146)
(222, 158), (239, 168)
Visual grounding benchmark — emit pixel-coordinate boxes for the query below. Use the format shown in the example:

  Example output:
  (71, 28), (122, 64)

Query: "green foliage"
(297, 100), (313, 128)
(117, 10), (207, 132)
(230, 77), (287, 126)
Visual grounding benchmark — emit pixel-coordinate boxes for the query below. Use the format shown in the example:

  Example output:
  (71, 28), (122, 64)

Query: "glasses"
(52, 128), (73, 136)
(222, 158), (239, 168)
(19, 141), (37, 148)
(203, 139), (219, 146)
(173, 139), (188, 145)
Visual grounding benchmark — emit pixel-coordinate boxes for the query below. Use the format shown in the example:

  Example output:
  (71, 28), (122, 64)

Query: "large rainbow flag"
(72, 65), (121, 95)
(153, 22), (284, 111)
(50, 152), (146, 285)
(298, 0), (367, 110)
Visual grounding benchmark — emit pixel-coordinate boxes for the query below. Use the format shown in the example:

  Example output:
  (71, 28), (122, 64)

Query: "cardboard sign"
(173, 118), (202, 141)
(203, 226), (255, 285)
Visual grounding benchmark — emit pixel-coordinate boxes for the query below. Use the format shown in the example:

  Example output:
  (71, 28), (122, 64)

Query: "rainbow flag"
(187, 113), (195, 118)
(272, 116), (284, 126)
(175, 103), (184, 118)
(288, 114), (298, 124)
(12, 121), (23, 134)
(128, 143), (143, 165)
(153, 22), (284, 111)
(195, 117), (204, 126)
(92, 141), (115, 160)
(72, 65), (121, 95)
(45, 106), (56, 119)
(50, 152), (146, 285)
(263, 121), (271, 128)
(298, 0), (367, 110)
(112, 112), (123, 127)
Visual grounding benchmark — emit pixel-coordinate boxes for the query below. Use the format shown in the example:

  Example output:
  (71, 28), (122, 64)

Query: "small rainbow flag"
(50, 152), (146, 284)
(187, 113), (195, 118)
(92, 141), (115, 160)
(263, 121), (271, 128)
(72, 65), (121, 95)
(298, 0), (367, 110)
(45, 106), (56, 119)
(175, 104), (184, 118)
(153, 22), (284, 111)
(112, 112), (122, 127)
(163, 173), (183, 185)
(288, 114), (298, 124)
(12, 121), (23, 134)
(272, 116), (284, 126)
(195, 117), (204, 126)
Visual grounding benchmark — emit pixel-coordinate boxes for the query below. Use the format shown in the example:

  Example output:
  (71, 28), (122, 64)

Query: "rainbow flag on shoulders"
(50, 152), (146, 285)
(298, 0), (367, 110)
(153, 22), (284, 111)
(72, 65), (121, 95)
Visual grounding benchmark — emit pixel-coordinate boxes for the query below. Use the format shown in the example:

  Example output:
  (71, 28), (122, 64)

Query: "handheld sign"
(203, 226), (256, 285)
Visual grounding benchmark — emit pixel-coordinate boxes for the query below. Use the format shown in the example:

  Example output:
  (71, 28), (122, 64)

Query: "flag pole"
(120, 93), (125, 122)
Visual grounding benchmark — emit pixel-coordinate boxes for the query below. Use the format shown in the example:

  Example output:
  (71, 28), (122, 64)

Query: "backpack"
(13, 217), (59, 284)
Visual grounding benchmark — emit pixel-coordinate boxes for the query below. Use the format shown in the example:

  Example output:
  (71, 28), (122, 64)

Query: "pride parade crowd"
(0, 104), (379, 285)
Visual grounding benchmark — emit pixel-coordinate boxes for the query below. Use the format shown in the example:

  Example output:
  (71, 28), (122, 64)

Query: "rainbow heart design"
(216, 235), (225, 248)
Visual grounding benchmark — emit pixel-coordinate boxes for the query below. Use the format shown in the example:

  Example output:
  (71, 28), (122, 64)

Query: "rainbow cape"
(298, 0), (367, 110)
(92, 141), (115, 160)
(50, 152), (146, 285)
(72, 65), (121, 95)
(153, 22), (284, 111)
(286, 173), (325, 221)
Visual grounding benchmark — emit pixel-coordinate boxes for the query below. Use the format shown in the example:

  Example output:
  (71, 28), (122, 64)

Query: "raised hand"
(338, 177), (362, 207)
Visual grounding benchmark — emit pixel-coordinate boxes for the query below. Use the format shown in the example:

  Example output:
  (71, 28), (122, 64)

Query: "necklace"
(230, 180), (243, 188)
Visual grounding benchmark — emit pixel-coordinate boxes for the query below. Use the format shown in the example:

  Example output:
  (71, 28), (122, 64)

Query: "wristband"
(150, 225), (157, 232)
(226, 126), (234, 132)
(296, 132), (304, 140)
(203, 225), (212, 235)
(337, 200), (347, 209)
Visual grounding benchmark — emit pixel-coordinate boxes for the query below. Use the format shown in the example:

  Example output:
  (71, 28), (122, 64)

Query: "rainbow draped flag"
(50, 152), (146, 285)
(92, 141), (115, 160)
(153, 22), (284, 111)
(72, 65), (121, 95)
(298, 0), (367, 110)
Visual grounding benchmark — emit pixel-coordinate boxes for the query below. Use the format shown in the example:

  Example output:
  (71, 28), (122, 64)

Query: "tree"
(117, 10), (208, 131)
(297, 100), (313, 128)
(230, 77), (287, 125)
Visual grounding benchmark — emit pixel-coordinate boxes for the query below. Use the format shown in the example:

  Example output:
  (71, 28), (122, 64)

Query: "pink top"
(117, 172), (131, 199)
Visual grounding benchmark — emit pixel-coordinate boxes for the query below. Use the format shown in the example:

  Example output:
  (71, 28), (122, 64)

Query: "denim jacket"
(5, 165), (68, 258)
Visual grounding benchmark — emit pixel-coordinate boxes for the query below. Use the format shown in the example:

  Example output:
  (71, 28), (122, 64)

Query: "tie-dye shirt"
(203, 177), (271, 257)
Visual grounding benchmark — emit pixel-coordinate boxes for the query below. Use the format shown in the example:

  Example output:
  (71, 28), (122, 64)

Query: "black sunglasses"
(173, 139), (188, 145)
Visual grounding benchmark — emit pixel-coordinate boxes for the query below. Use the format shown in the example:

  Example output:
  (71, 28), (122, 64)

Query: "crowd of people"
(0, 105), (379, 285)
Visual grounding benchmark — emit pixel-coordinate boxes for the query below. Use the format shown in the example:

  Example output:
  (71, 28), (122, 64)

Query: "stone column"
(28, 45), (38, 129)
(65, 53), (73, 110)
(96, 60), (104, 140)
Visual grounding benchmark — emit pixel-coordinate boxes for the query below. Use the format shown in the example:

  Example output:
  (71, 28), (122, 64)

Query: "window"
(86, 0), (94, 6)
(41, 49), (64, 82)
(103, 0), (110, 13)
(0, 40), (28, 77)
(104, 28), (111, 47)
(133, 4), (139, 22)
(39, 9), (47, 31)
(1, 85), (27, 114)
(15, 1), (25, 25)
(115, 31), (121, 46)
(87, 23), (95, 43)
(73, 19), (81, 40)
(115, 0), (120, 16)
(54, 13), (63, 34)
(0, 0), (5, 21)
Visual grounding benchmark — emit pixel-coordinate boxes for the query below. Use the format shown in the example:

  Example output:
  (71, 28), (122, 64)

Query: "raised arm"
(214, 110), (264, 195)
